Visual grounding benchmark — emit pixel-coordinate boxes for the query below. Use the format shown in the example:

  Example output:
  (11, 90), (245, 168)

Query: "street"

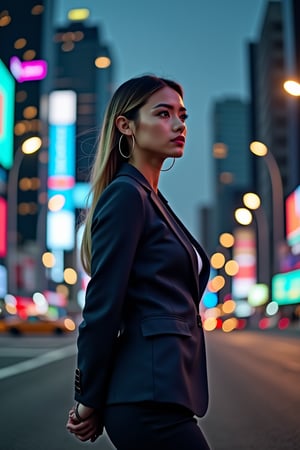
(0, 330), (299, 450)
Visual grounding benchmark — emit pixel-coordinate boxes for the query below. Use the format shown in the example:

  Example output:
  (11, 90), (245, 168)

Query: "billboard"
(47, 90), (76, 251)
(232, 227), (256, 299)
(10, 56), (48, 83)
(286, 185), (300, 247)
(0, 59), (14, 169)
(0, 197), (7, 257)
(272, 269), (300, 305)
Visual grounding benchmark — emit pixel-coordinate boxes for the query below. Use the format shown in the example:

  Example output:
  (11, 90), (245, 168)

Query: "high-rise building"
(52, 19), (113, 185)
(210, 98), (254, 301)
(211, 98), (251, 243)
(282, 0), (300, 193)
(0, 3), (114, 298)
(44, 14), (114, 302)
(248, 1), (298, 277)
(0, 2), (48, 295)
(0, 1), (45, 245)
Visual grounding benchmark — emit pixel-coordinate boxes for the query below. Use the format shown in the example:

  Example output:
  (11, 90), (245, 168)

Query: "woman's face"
(131, 86), (187, 164)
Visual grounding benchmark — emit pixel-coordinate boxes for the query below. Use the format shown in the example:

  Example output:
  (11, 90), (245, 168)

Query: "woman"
(66, 74), (211, 449)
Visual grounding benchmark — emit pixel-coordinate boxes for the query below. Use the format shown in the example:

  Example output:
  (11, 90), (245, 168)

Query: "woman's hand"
(66, 403), (103, 442)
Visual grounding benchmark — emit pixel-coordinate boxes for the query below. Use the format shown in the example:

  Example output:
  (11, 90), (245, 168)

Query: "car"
(3, 315), (76, 335)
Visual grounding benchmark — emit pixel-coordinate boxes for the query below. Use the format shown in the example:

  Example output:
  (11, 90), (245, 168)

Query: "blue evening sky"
(55, 0), (269, 238)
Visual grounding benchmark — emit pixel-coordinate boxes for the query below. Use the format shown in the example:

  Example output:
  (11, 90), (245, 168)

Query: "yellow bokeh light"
(64, 318), (76, 331)
(210, 252), (225, 269)
(68, 8), (90, 21)
(0, 12), (11, 27)
(31, 5), (44, 15)
(225, 260), (239, 276)
(42, 252), (56, 268)
(64, 268), (77, 285)
(243, 192), (261, 210)
(203, 317), (217, 332)
(48, 194), (65, 212)
(19, 177), (32, 190)
(250, 141), (268, 157)
(219, 232), (234, 248)
(95, 56), (111, 69)
(234, 208), (252, 225)
(222, 300), (236, 314)
(23, 49), (36, 60)
(208, 275), (225, 293)
(283, 80), (300, 96)
(14, 38), (27, 49)
(23, 106), (38, 119)
(22, 136), (42, 154)
(222, 317), (238, 333)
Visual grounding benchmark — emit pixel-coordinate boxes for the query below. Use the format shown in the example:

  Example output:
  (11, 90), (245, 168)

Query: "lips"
(171, 135), (185, 144)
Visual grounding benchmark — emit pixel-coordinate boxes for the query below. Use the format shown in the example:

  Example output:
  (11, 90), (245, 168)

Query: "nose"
(173, 117), (186, 132)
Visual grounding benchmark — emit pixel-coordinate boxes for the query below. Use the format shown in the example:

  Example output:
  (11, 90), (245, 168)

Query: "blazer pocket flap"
(141, 317), (191, 337)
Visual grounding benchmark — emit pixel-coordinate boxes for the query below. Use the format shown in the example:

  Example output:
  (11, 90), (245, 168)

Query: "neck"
(129, 160), (161, 193)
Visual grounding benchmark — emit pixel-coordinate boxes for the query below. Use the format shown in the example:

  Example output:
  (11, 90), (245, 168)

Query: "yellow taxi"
(3, 315), (76, 335)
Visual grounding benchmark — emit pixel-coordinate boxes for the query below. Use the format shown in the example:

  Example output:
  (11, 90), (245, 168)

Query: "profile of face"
(118, 86), (188, 167)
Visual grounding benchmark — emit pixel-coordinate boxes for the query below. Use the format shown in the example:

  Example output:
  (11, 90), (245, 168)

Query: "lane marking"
(0, 344), (76, 381)
(0, 348), (47, 357)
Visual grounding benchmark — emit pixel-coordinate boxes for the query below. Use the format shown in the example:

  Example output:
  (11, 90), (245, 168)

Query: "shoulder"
(104, 174), (148, 203)
(93, 175), (147, 221)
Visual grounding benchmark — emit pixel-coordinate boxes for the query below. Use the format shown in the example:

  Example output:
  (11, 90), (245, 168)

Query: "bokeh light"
(64, 268), (77, 285)
(224, 260), (239, 276)
(210, 252), (225, 269)
(234, 207), (252, 225)
(42, 252), (56, 268)
(219, 232), (235, 248)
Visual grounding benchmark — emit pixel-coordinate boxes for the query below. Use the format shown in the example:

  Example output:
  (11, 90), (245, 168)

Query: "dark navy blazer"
(74, 163), (210, 418)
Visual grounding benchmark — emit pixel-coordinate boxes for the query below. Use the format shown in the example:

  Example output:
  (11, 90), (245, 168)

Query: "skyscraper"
(0, 1), (45, 245)
(211, 98), (251, 242)
(45, 12), (114, 302)
(249, 0), (290, 274)
(52, 18), (113, 185)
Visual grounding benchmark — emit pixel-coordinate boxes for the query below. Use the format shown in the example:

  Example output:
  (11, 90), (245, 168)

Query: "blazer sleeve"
(74, 179), (145, 408)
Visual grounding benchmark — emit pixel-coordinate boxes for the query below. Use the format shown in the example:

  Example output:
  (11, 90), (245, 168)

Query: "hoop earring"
(161, 158), (175, 172)
(118, 134), (134, 159)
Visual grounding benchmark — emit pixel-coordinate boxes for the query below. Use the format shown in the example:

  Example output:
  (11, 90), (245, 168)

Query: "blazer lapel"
(158, 192), (211, 297)
(149, 191), (200, 302)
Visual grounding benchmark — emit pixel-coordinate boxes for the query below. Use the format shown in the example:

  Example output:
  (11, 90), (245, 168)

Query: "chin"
(174, 149), (184, 158)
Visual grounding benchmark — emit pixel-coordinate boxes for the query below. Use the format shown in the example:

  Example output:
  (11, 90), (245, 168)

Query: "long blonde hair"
(80, 75), (183, 275)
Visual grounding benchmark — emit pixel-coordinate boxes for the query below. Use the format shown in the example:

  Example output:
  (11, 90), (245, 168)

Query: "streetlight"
(234, 207), (253, 225)
(6, 136), (42, 293)
(249, 141), (285, 273)
(283, 80), (300, 97)
(242, 192), (270, 285)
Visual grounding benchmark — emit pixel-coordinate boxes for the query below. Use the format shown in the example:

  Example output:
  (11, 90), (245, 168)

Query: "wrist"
(75, 402), (95, 422)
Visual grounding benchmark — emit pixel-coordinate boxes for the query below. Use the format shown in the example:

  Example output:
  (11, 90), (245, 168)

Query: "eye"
(180, 113), (188, 122)
(158, 110), (170, 118)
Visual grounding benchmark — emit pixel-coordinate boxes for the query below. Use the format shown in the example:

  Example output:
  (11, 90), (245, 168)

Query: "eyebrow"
(152, 103), (187, 112)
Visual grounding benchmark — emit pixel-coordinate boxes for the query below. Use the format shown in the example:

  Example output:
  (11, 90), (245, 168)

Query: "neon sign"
(10, 56), (47, 83)
(47, 90), (76, 251)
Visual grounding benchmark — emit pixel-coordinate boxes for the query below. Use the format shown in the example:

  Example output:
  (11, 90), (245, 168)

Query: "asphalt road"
(0, 329), (299, 450)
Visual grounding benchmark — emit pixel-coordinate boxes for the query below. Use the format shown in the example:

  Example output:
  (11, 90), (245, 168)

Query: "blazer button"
(196, 314), (202, 328)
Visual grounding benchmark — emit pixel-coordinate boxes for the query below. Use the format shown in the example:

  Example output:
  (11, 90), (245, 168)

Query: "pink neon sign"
(10, 56), (47, 82)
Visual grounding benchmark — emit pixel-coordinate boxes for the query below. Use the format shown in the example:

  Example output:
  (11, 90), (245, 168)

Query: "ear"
(115, 115), (133, 136)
